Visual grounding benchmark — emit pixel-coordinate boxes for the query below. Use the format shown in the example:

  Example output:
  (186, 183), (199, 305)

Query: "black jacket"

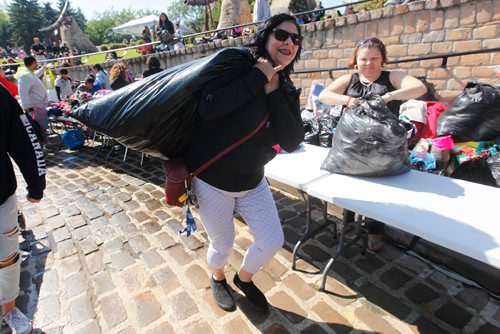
(0, 85), (46, 205)
(184, 66), (304, 192)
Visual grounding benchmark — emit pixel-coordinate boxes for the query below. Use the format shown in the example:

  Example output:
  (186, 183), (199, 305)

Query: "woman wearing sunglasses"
(183, 13), (304, 313)
(319, 37), (426, 252)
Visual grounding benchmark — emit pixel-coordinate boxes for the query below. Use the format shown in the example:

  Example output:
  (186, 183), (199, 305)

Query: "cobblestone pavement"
(3, 143), (500, 334)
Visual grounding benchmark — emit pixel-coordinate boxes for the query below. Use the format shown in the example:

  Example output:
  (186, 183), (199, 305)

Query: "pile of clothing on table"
(303, 81), (500, 187)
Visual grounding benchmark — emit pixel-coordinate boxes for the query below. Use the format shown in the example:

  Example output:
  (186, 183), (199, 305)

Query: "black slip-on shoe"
(233, 274), (269, 313)
(210, 276), (236, 311)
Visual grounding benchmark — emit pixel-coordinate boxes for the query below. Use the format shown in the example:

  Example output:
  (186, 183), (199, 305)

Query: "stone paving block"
(380, 267), (413, 290)
(394, 254), (430, 275)
(88, 216), (108, 231)
(100, 293), (128, 329)
(410, 316), (448, 334)
(301, 244), (331, 263)
(85, 250), (105, 275)
(80, 237), (99, 255)
(354, 255), (386, 274)
(331, 261), (362, 285)
(141, 221), (162, 234)
(132, 210), (151, 223)
(71, 225), (91, 241)
(269, 291), (308, 324)
(434, 301), (473, 329)
(223, 317), (253, 334)
(120, 265), (148, 291)
(67, 215), (87, 230)
(140, 249), (165, 270)
(54, 239), (77, 258)
(103, 238), (124, 254)
(111, 211), (132, 225)
(428, 271), (463, 295)
(79, 202), (105, 220)
(263, 323), (292, 334)
(92, 270), (115, 295)
(154, 209), (171, 221)
(475, 323), (500, 334)
(456, 286), (490, 312)
(69, 294), (96, 325)
(283, 227), (301, 245)
(151, 266), (180, 293)
(94, 225), (117, 245)
(131, 291), (163, 326)
(357, 282), (412, 320)
(185, 264), (210, 289)
(405, 283), (441, 305)
(294, 259), (320, 274)
(236, 236), (252, 251)
(300, 323), (330, 334)
(118, 223), (140, 236)
(65, 272), (88, 298)
(60, 255), (82, 278)
(164, 244), (194, 266)
(263, 258), (288, 280)
(145, 322), (175, 334)
(34, 295), (61, 327)
(144, 198), (162, 211)
(180, 234), (204, 251)
(43, 206), (60, 219)
(253, 270), (277, 293)
(122, 200), (140, 211)
(61, 204), (81, 218)
(155, 232), (176, 249)
(109, 250), (136, 271)
(128, 235), (152, 254)
(354, 304), (400, 334)
(282, 274), (316, 301)
(52, 226), (71, 243)
(311, 301), (352, 334)
(115, 192), (132, 203)
(201, 290), (230, 319)
(36, 269), (59, 298)
(286, 215), (307, 228)
(46, 215), (66, 231)
(183, 320), (215, 334)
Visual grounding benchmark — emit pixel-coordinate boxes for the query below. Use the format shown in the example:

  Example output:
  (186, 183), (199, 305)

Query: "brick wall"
(67, 0), (499, 105)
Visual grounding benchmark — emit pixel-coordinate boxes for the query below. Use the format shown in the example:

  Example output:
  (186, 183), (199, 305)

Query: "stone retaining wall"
(67, 0), (499, 104)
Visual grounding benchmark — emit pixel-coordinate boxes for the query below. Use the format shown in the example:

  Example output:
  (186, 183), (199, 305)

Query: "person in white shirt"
(17, 56), (49, 131)
(54, 68), (73, 101)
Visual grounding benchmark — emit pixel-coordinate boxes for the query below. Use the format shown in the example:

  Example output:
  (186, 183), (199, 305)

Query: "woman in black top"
(319, 37), (426, 252)
(184, 13), (304, 313)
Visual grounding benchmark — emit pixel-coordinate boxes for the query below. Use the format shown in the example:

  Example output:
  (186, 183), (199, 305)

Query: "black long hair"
(247, 13), (302, 77)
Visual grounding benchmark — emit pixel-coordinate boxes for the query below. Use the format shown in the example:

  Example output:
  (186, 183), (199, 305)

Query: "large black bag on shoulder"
(436, 82), (500, 142)
(321, 94), (410, 176)
(70, 48), (255, 159)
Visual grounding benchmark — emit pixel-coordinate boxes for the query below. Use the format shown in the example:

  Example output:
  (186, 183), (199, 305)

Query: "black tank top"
(343, 71), (402, 115)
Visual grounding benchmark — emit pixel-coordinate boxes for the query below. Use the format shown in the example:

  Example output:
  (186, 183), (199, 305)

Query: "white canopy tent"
(112, 15), (196, 36)
(112, 15), (158, 36)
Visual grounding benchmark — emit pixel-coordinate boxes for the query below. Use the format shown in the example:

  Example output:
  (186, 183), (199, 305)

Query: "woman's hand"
(254, 57), (282, 82)
(264, 74), (279, 94)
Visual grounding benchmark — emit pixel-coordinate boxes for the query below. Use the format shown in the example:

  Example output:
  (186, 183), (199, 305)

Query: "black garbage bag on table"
(321, 93), (410, 176)
(436, 82), (500, 142)
(318, 113), (340, 148)
(450, 157), (498, 187)
(301, 109), (319, 146)
(70, 48), (255, 159)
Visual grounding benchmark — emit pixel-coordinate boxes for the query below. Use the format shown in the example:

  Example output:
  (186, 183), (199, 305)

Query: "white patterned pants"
(193, 177), (284, 274)
(0, 194), (21, 305)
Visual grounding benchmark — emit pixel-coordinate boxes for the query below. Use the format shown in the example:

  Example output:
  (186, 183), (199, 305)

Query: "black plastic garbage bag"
(318, 113), (340, 148)
(70, 48), (255, 159)
(301, 109), (319, 146)
(450, 157), (498, 187)
(321, 94), (410, 176)
(436, 82), (500, 142)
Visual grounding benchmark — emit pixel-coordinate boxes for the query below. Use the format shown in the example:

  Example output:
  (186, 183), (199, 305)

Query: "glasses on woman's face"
(272, 28), (303, 46)
(357, 37), (382, 47)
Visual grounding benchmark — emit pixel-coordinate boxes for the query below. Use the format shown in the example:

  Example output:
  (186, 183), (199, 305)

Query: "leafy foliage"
(7, 0), (43, 50)
(0, 11), (10, 48)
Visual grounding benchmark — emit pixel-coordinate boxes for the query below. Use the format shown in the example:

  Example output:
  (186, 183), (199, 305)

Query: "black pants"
(344, 209), (384, 235)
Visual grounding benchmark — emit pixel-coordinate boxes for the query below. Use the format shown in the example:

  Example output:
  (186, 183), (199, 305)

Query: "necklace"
(360, 80), (374, 88)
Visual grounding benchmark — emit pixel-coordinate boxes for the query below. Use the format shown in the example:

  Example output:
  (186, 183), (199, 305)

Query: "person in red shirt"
(0, 67), (19, 96)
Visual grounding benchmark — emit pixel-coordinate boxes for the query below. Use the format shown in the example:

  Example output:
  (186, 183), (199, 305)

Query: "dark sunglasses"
(272, 28), (303, 46)
(357, 37), (383, 47)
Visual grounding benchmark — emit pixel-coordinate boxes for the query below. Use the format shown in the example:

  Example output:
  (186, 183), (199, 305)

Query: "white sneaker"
(2, 308), (32, 334)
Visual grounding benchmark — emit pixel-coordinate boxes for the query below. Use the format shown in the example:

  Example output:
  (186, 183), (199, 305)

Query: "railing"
(1, 0), (372, 69)
(292, 47), (500, 79)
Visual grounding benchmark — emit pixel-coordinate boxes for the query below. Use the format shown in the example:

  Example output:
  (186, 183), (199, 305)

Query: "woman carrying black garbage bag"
(318, 37), (426, 253)
(184, 14), (304, 312)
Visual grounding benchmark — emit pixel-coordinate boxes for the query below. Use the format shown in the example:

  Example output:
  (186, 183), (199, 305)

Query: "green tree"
(56, 0), (87, 30)
(41, 2), (57, 27)
(8, 0), (43, 50)
(166, 0), (205, 33)
(84, 9), (149, 46)
(0, 10), (11, 48)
